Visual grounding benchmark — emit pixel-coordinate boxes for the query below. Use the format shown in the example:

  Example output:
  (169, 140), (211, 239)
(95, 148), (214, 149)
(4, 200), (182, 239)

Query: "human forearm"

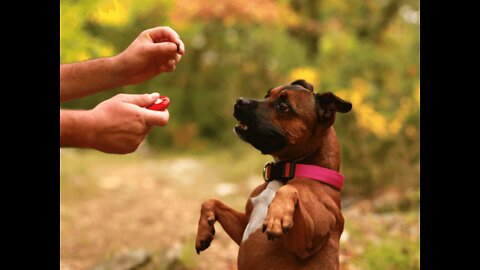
(60, 27), (185, 103)
(60, 93), (169, 154)
(60, 56), (126, 102)
(60, 109), (95, 148)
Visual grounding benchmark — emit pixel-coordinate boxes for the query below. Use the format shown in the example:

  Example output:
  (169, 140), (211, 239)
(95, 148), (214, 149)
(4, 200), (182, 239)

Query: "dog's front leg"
(262, 184), (298, 239)
(195, 199), (248, 254)
(263, 181), (337, 259)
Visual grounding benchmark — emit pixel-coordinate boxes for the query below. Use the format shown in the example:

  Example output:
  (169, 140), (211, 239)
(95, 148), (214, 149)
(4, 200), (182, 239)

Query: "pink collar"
(263, 161), (344, 191)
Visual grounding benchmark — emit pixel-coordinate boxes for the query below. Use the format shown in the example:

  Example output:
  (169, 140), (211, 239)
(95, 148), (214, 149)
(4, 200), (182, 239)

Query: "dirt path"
(60, 149), (261, 270)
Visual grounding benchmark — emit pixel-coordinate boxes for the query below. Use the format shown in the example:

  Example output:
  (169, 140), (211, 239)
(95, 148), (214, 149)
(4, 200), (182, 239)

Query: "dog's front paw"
(262, 187), (297, 241)
(262, 204), (294, 240)
(195, 200), (217, 254)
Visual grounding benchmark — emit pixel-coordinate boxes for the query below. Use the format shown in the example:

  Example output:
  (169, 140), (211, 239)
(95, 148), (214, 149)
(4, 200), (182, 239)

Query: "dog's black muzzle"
(234, 97), (258, 122)
(233, 97), (288, 154)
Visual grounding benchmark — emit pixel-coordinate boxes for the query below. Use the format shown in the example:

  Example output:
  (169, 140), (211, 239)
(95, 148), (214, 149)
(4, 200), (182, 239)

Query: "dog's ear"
(291, 79), (314, 92)
(316, 92), (352, 122)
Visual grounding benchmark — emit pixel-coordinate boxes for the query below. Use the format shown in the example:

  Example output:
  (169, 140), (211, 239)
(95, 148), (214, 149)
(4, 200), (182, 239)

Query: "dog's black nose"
(234, 97), (255, 121)
(235, 97), (251, 112)
(236, 97), (250, 106)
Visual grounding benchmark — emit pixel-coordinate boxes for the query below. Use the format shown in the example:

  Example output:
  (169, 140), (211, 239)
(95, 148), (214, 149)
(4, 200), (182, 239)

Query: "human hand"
(87, 93), (169, 154)
(113, 26), (185, 85)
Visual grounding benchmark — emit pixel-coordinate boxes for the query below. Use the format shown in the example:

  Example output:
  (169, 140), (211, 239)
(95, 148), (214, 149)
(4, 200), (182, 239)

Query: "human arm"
(60, 93), (169, 154)
(60, 26), (185, 102)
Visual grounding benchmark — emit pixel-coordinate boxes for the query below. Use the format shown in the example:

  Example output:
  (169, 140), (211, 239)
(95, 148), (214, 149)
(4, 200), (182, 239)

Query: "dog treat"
(147, 96), (170, 111)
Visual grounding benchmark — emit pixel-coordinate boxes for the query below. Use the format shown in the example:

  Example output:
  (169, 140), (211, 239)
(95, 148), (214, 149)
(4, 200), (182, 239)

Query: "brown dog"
(195, 79), (352, 270)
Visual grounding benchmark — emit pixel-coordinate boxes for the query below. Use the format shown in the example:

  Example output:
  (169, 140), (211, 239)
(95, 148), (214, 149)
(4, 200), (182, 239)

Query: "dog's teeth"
(236, 122), (248, 130)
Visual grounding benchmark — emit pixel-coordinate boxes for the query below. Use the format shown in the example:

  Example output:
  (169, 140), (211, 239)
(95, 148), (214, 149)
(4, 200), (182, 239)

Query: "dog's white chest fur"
(242, 180), (284, 242)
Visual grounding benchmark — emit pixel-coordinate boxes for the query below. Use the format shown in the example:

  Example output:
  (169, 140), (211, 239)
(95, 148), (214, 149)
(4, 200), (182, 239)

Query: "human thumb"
(151, 42), (178, 54)
(121, 93), (160, 107)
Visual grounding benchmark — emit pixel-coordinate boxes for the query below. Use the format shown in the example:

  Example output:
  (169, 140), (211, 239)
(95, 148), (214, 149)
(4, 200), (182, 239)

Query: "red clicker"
(147, 96), (170, 111)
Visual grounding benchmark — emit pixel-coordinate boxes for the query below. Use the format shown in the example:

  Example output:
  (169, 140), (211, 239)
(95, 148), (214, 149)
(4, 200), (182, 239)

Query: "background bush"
(60, 0), (419, 199)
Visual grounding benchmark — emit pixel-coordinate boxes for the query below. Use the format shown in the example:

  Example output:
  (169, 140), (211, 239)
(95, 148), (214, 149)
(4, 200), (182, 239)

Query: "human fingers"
(175, 53), (182, 63)
(159, 59), (177, 73)
(147, 26), (180, 41)
(119, 93), (160, 107)
(146, 26), (185, 55)
(150, 42), (178, 56)
(175, 38), (185, 55)
(149, 42), (181, 71)
(142, 109), (169, 126)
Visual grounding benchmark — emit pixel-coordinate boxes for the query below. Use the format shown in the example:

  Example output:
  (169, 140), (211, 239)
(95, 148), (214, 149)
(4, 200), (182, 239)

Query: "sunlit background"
(60, 0), (419, 269)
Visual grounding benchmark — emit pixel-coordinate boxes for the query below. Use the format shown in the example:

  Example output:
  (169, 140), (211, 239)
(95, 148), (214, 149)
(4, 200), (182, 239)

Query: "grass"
(342, 208), (420, 270)
(60, 146), (419, 270)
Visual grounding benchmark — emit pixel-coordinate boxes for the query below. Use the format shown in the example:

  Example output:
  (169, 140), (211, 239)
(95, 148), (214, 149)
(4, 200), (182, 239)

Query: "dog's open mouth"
(233, 108), (289, 154)
(235, 121), (249, 132)
(233, 107), (251, 134)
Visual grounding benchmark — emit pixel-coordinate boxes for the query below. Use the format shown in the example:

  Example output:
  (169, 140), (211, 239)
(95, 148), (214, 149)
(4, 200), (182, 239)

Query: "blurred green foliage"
(60, 0), (419, 198)
(345, 207), (420, 270)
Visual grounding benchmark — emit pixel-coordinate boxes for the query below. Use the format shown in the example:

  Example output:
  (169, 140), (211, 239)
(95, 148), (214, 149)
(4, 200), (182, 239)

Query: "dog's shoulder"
(249, 182), (269, 198)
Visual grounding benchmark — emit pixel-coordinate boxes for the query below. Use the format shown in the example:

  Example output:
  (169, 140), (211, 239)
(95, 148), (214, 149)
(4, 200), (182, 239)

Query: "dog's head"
(233, 79), (352, 157)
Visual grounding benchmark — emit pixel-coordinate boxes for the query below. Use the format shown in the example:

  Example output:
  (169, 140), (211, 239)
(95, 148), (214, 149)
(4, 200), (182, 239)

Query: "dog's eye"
(277, 102), (290, 113)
